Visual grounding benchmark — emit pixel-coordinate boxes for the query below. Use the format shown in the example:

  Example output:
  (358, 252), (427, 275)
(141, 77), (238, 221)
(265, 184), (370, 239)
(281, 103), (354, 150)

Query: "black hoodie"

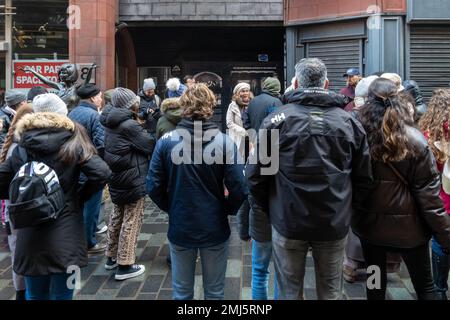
(246, 88), (373, 241)
(101, 104), (156, 205)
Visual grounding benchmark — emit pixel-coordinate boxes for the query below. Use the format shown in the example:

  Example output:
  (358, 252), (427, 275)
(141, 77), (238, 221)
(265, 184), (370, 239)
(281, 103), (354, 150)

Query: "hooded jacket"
(0, 112), (111, 276)
(243, 90), (283, 132)
(246, 88), (373, 241)
(353, 126), (450, 249)
(147, 118), (248, 248)
(0, 106), (15, 147)
(101, 104), (156, 205)
(68, 101), (104, 158)
(155, 99), (182, 139)
(403, 80), (427, 119)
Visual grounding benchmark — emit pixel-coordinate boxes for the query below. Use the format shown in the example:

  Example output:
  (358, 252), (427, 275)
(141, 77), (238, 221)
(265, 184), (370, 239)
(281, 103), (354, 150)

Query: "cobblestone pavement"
(0, 199), (427, 300)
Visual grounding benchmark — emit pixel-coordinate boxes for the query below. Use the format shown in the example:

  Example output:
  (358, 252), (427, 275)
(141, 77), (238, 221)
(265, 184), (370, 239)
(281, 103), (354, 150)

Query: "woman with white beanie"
(0, 93), (111, 300)
(226, 82), (253, 160)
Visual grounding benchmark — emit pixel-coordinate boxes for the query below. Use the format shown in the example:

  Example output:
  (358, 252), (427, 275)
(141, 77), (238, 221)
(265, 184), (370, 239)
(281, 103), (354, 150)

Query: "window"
(12, 0), (68, 60)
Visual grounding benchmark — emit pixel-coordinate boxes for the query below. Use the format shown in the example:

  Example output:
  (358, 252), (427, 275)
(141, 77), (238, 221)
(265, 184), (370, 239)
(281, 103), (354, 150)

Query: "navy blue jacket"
(146, 118), (248, 248)
(69, 101), (105, 158)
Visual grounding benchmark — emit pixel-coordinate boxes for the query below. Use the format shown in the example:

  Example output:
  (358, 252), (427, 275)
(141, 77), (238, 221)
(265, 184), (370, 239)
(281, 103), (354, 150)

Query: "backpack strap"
(17, 147), (28, 164)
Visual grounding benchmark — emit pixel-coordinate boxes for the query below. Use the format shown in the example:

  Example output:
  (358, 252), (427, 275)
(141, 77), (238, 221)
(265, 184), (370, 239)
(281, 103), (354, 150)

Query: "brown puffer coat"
(353, 126), (450, 249)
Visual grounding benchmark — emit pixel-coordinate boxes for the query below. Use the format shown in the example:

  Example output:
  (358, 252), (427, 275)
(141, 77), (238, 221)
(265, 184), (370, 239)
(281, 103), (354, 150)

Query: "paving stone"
(141, 275), (164, 293)
(195, 259), (202, 275)
(241, 287), (252, 300)
(224, 277), (240, 300)
(91, 289), (118, 300)
(0, 257), (11, 271)
(158, 244), (170, 257)
(228, 246), (242, 260)
(226, 259), (242, 278)
(243, 255), (252, 266)
(303, 267), (316, 289)
(387, 287), (414, 300)
(137, 240), (148, 248)
(306, 256), (314, 268)
(81, 263), (98, 281)
(149, 256), (170, 275)
(117, 281), (142, 298)
(0, 286), (15, 300)
(194, 275), (204, 300)
(162, 272), (172, 289)
(344, 282), (366, 298)
(137, 293), (157, 300)
(242, 266), (252, 287)
(304, 288), (317, 300)
(148, 233), (168, 246)
(79, 275), (109, 295)
(138, 233), (152, 241)
(141, 224), (168, 234)
(139, 246), (159, 263)
(102, 273), (123, 290)
(387, 273), (404, 288)
(157, 289), (173, 300)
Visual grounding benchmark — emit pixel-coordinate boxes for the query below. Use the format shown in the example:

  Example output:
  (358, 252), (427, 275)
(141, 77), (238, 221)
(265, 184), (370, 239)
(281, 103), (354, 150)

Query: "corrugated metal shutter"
(410, 26), (450, 101)
(306, 39), (361, 92)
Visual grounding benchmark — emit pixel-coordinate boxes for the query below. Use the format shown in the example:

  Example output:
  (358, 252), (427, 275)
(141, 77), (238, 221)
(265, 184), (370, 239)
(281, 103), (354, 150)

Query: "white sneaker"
(115, 264), (146, 281)
(96, 225), (108, 234)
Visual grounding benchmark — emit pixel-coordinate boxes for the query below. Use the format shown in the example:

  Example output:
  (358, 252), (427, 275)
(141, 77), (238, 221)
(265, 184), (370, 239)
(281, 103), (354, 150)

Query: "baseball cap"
(343, 68), (360, 77)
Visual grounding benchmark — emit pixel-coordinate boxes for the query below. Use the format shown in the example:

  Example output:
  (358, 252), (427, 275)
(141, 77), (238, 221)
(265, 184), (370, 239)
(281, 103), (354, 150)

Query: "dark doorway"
(129, 25), (284, 130)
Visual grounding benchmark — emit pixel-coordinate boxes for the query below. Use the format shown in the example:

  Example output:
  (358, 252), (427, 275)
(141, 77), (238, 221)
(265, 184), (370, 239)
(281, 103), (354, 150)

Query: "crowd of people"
(0, 58), (450, 301)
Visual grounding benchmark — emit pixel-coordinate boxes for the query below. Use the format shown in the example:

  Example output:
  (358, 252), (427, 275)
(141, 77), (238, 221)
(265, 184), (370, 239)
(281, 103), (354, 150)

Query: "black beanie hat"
(27, 86), (48, 102)
(77, 83), (101, 100)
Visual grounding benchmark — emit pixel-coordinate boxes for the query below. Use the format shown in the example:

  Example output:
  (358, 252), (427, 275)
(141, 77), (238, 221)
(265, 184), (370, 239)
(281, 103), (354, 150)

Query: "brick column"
(69, 0), (117, 91)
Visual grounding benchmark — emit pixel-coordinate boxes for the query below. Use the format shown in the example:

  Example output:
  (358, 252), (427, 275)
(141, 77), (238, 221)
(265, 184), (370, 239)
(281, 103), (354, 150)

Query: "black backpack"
(8, 148), (65, 229)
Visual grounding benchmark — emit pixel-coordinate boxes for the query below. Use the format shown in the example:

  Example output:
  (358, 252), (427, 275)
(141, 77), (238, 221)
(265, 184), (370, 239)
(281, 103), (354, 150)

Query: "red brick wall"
(285, 0), (406, 25)
(69, 0), (117, 91)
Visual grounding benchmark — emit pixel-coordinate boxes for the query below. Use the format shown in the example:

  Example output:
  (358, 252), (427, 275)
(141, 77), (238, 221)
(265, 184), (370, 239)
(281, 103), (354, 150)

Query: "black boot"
(16, 290), (26, 300)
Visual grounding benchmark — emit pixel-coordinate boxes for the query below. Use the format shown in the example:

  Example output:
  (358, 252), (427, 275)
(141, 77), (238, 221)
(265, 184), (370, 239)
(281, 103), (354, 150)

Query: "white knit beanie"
(166, 78), (181, 92)
(143, 78), (156, 91)
(32, 93), (68, 116)
(233, 82), (251, 95)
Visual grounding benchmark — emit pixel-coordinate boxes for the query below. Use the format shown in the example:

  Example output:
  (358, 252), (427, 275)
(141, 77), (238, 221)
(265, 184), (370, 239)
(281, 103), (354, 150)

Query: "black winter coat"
(138, 90), (162, 135)
(101, 105), (156, 205)
(243, 91), (283, 132)
(0, 112), (111, 276)
(246, 88), (373, 242)
(353, 126), (450, 249)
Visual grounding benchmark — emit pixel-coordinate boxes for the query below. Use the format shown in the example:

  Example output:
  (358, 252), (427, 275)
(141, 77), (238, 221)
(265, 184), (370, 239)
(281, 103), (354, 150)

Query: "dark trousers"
(361, 241), (438, 300)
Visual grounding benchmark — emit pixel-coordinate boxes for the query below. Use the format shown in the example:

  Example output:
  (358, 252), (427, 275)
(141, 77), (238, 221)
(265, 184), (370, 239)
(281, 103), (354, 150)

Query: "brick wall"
(119, 0), (284, 21)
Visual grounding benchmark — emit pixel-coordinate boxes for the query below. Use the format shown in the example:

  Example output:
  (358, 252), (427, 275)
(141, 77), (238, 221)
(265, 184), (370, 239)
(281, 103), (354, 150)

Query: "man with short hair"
(183, 75), (196, 89)
(246, 58), (372, 300)
(0, 90), (27, 147)
(69, 83), (106, 254)
(138, 78), (162, 136)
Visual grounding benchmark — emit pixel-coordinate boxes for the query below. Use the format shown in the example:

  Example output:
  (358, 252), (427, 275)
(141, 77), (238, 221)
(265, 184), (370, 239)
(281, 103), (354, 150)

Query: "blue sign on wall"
(258, 54), (269, 62)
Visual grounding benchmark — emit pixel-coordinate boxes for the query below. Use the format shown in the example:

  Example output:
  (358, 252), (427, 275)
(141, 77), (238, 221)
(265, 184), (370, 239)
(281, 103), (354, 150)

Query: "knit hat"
(32, 93), (68, 116)
(143, 78), (156, 91)
(381, 73), (405, 92)
(27, 86), (48, 102)
(77, 83), (101, 100)
(262, 77), (281, 96)
(5, 89), (27, 107)
(112, 87), (140, 109)
(233, 82), (251, 95)
(103, 89), (115, 104)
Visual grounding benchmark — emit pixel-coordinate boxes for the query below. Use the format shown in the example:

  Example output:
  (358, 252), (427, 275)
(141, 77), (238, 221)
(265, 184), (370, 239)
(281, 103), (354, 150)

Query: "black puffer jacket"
(353, 126), (450, 249)
(246, 88), (373, 241)
(101, 104), (156, 205)
(0, 112), (111, 276)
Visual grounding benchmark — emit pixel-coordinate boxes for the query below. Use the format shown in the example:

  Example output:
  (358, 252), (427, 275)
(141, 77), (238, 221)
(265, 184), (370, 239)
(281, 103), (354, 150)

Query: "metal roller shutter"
(410, 26), (450, 101)
(306, 39), (362, 92)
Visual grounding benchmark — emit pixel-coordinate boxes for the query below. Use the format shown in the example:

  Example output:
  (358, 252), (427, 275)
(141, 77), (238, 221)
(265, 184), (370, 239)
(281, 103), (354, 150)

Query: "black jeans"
(360, 241), (438, 300)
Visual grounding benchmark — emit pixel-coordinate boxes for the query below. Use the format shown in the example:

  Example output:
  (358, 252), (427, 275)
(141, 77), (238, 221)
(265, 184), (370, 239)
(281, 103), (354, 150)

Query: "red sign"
(13, 60), (69, 89)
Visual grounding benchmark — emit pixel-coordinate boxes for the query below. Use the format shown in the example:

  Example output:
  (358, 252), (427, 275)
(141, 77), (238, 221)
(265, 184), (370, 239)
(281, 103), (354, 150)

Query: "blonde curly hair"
(419, 88), (450, 163)
(179, 83), (216, 120)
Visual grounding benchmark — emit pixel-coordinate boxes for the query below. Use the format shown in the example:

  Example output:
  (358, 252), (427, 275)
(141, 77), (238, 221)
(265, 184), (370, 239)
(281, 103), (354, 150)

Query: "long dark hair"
(358, 78), (417, 163)
(59, 122), (97, 165)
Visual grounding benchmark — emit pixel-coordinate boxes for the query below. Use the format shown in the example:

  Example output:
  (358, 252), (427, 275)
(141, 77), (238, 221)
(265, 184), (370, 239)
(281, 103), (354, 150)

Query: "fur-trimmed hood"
(15, 112), (75, 155)
(161, 98), (180, 113)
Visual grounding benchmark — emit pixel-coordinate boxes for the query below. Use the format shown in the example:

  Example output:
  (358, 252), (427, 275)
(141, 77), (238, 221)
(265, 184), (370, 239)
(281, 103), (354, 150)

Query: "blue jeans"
(432, 237), (450, 299)
(170, 239), (229, 300)
(83, 189), (103, 248)
(252, 240), (278, 300)
(25, 273), (73, 300)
